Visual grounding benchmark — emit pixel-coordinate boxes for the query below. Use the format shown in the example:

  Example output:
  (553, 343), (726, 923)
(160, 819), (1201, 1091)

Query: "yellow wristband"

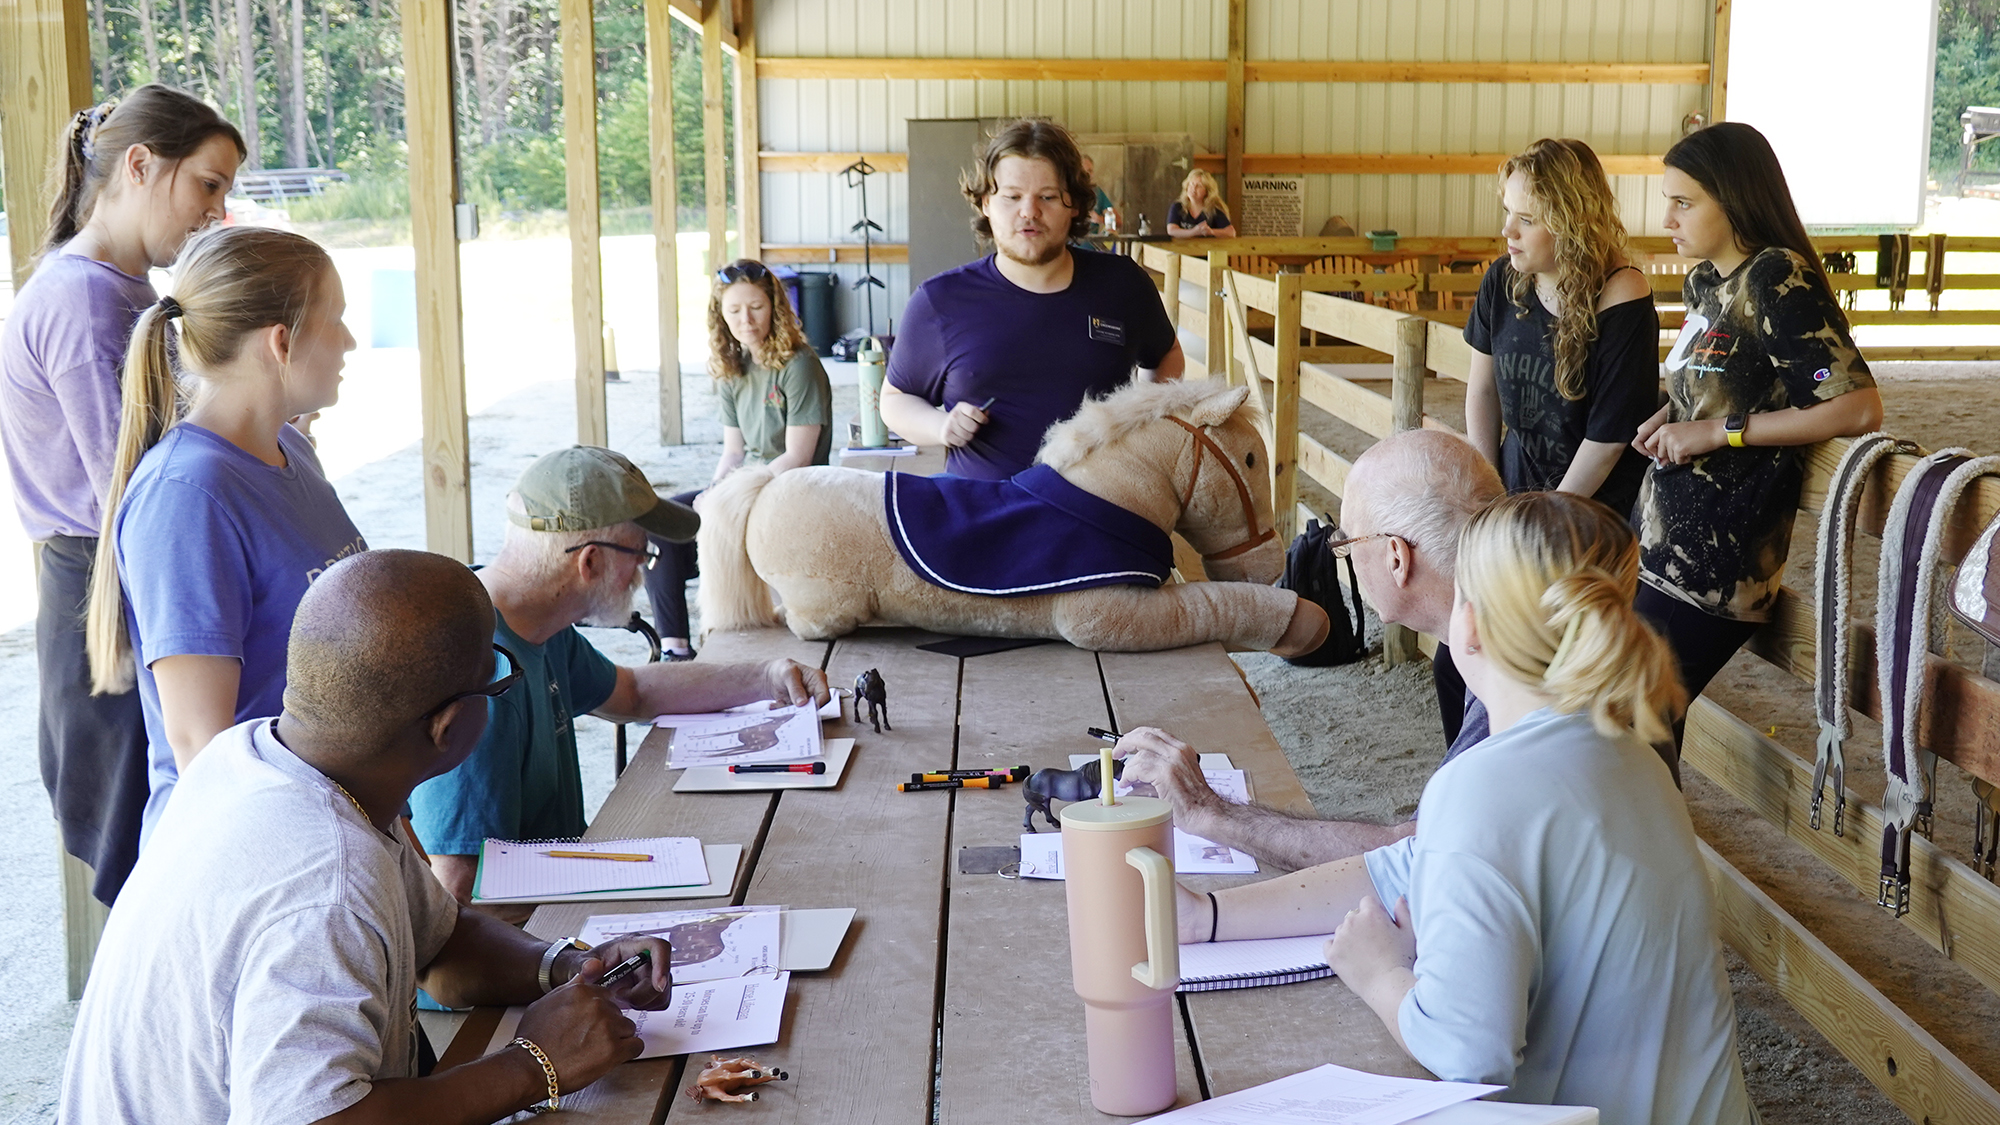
(1727, 426), (1746, 448)
(512, 1036), (561, 1112)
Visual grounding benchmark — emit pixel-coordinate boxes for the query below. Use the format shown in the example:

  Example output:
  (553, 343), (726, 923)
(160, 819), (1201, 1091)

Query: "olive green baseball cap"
(505, 446), (700, 543)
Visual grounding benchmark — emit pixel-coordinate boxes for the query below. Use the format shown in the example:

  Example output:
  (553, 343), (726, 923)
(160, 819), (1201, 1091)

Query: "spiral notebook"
(471, 836), (710, 902)
(1176, 933), (1336, 992)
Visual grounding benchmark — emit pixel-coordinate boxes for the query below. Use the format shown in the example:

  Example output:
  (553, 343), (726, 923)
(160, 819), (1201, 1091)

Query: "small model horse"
(685, 1055), (788, 1104)
(1023, 758), (1123, 831)
(853, 668), (890, 733)
(696, 381), (1328, 656)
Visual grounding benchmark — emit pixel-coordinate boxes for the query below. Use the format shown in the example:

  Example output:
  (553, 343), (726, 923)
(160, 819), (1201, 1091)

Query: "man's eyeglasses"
(1327, 532), (1399, 559)
(564, 539), (661, 570)
(421, 644), (523, 720)
(716, 260), (771, 285)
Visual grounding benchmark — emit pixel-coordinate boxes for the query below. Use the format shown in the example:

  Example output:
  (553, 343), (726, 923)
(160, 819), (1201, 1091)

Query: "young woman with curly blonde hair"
(1464, 138), (1658, 519)
(644, 259), (832, 657)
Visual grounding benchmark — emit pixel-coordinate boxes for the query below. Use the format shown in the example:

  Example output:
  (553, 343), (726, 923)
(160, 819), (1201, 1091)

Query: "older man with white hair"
(1116, 429), (1505, 870)
(411, 446), (829, 910)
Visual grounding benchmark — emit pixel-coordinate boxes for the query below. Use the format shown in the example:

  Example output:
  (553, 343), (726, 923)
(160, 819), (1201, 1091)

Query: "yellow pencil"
(545, 850), (653, 862)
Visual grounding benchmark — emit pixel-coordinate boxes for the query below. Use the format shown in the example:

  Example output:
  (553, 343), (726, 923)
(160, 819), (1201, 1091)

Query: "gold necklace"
(329, 779), (370, 822)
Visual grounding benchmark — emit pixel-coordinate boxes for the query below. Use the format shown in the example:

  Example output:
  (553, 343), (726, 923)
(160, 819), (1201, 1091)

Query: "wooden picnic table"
(439, 440), (1429, 1121)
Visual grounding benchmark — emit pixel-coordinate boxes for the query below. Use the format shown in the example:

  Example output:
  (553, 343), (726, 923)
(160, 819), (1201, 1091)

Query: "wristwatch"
(1725, 413), (1748, 448)
(538, 937), (590, 994)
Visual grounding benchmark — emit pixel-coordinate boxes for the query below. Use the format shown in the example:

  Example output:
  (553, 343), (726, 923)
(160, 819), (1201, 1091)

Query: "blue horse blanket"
(885, 464), (1172, 597)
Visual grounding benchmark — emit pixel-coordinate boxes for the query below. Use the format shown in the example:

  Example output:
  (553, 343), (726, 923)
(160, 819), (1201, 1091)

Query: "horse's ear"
(1182, 384), (1251, 428)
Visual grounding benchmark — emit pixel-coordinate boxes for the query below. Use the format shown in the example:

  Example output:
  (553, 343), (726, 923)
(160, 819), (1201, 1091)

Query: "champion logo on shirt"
(1813, 367), (1831, 382)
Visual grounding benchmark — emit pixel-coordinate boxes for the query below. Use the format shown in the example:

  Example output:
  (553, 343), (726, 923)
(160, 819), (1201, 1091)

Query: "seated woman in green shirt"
(644, 260), (833, 657)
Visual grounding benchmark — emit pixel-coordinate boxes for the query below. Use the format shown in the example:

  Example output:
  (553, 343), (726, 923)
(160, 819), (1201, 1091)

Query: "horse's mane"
(1037, 380), (1262, 472)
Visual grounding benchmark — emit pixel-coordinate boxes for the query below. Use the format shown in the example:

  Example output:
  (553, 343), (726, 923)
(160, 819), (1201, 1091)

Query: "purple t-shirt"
(0, 250), (156, 539)
(887, 248), (1177, 480)
(116, 422), (367, 843)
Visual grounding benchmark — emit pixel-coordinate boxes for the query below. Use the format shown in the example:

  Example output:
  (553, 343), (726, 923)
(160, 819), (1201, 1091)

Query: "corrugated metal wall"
(755, 0), (1709, 331)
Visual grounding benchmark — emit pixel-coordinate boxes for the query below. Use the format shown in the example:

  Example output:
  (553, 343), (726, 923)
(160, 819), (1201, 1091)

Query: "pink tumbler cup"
(1060, 792), (1181, 1115)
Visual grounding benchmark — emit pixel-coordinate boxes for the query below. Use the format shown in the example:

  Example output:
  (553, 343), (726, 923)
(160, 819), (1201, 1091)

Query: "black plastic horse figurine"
(854, 668), (890, 734)
(1023, 758), (1123, 831)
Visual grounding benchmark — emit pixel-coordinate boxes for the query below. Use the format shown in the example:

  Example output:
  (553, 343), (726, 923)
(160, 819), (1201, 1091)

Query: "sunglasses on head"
(717, 260), (771, 284)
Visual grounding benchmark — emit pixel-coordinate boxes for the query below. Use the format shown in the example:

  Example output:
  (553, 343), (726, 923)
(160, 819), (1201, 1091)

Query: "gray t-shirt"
(61, 718), (461, 1124)
(1364, 708), (1755, 1125)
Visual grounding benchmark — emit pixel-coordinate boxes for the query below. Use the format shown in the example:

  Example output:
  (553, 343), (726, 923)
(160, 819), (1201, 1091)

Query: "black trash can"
(796, 272), (838, 356)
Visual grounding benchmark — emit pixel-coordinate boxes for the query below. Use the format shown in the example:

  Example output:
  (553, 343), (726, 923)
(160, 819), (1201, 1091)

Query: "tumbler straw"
(1101, 746), (1116, 806)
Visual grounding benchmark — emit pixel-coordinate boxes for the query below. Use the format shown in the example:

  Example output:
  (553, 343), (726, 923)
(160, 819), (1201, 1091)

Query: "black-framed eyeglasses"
(564, 539), (661, 571)
(1327, 532), (1399, 559)
(421, 644), (522, 720)
(716, 260), (771, 285)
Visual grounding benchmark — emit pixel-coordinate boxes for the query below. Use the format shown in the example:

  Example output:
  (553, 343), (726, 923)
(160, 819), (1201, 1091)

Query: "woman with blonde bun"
(1176, 493), (1755, 1125)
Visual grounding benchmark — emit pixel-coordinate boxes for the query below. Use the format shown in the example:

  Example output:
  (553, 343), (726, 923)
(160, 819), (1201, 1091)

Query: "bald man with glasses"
(410, 446), (830, 914)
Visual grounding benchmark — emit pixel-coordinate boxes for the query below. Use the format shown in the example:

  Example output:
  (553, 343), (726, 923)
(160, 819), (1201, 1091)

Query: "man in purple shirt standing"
(881, 119), (1183, 480)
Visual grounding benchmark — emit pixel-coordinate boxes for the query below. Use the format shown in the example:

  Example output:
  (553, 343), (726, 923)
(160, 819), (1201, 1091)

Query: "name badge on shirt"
(1088, 316), (1126, 345)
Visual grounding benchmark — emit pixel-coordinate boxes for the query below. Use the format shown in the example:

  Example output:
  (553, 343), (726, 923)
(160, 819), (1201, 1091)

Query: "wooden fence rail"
(1151, 240), (2000, 1119)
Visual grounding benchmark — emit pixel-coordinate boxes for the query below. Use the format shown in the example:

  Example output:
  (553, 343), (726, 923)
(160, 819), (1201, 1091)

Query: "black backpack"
(1275, 517), (1368, 666)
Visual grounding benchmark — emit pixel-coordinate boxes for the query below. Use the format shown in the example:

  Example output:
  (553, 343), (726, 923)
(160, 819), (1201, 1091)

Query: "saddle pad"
(1954, 509), (2000, 646)
(886, 463), (1172, 597)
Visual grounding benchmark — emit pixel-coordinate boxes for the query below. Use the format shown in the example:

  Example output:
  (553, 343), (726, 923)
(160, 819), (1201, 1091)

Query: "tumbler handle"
(1125, 845), (1181, 991)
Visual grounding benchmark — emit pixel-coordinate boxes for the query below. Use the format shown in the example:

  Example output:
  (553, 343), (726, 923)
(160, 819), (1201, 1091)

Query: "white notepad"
(1176, 933), (1337, 992)
(471, 837), (709, 902)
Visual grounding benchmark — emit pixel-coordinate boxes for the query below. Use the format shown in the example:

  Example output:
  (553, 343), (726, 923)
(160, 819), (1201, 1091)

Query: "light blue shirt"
(1364, 707), (1756, 1125)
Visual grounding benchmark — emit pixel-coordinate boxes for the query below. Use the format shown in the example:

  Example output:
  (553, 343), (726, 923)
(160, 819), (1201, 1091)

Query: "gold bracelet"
(512, 1036), (561, 1113)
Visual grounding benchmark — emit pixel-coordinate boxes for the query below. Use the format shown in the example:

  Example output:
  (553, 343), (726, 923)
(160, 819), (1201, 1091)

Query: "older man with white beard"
(411, 446), (828, 912)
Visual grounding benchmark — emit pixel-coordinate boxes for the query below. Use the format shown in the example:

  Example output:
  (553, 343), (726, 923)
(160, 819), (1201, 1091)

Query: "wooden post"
(1161, 250), (1182, 329)
(1382, 313), (1428, 664)
(1223, 0), (1246, 213)
(701, 0), (729, 271)
(734, 0), (759, 263)
(404, 0), (472, 561)
(563, 0), (607, 447)
(1271, 272), (1302, 544)
(1710, 0), (1731, 121)
(644, 0), (683, 444)
(0, 0), (92, 285)
(1208, 250), (1229, 386)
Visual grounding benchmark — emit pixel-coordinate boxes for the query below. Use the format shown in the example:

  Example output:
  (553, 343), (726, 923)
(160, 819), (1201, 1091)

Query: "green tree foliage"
(1933, 0), (2000, 181)
(76, 0), (729, 225)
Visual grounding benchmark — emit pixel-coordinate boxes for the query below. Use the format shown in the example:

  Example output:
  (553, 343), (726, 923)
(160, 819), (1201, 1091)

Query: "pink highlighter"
(1058, 747), (1181, 1115)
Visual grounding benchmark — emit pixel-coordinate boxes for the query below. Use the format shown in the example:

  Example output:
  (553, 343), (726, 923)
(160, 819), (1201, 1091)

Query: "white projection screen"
(1724, 0), (1940, 231)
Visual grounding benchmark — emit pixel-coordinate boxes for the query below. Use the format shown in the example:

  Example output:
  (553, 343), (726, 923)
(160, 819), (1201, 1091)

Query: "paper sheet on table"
(1066, 754), (1251, 803)
(655, 702), (823, 769)
(472, 837), (708, 901)
(1016, 829), (1259, 877)
(487, 972), (790, 1061)
(578, 906), (781, 983)
(839, 444), (917, 457)
(1138, 1063), (1501, 1125)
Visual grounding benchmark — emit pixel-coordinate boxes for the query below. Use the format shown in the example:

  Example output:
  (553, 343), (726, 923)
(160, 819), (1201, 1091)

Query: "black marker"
(1087, 727), (1122, 744)
(599, 948), (651, 988)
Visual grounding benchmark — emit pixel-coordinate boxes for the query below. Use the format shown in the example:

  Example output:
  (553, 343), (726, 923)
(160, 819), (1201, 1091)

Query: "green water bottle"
(857, 336), (888, 448)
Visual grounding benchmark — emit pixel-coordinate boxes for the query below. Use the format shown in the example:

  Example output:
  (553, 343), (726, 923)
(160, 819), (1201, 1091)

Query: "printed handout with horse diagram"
(486, 972), (791, 1061)
(578, 906), (782, 982)
(655, 701), (824, 769)
(1050, 752), (1260, 874)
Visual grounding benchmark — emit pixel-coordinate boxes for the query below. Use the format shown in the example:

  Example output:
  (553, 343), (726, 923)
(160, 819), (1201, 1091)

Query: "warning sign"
(1239, 176), (1305, 237)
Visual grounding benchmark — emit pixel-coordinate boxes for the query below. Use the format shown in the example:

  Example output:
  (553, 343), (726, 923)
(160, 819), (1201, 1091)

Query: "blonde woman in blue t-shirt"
(1155, 492), (1755, 1125)
(644, 259), (832, 657)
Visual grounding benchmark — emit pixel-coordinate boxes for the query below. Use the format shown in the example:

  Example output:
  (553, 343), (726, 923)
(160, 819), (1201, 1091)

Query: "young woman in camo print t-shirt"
(1631, 123), (1883, 727)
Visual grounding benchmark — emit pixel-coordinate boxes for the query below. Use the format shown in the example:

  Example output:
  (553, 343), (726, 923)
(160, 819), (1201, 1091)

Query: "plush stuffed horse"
(697, 380), (1330, 656)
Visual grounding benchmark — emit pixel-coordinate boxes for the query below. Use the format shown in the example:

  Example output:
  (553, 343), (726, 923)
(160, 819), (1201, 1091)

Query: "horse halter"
(1165, 416), (1275, 562)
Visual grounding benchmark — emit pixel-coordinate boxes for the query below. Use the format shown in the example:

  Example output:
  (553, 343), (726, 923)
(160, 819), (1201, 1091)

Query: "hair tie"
(77, 103), (112, 163)
(156, 296), (183, 320)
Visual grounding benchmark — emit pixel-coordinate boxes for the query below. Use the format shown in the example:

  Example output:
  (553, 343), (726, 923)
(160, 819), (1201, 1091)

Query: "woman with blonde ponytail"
(1171, 493), (1753, 1125)
(0, 85), (242, 903)
(86, 225), (365, 846)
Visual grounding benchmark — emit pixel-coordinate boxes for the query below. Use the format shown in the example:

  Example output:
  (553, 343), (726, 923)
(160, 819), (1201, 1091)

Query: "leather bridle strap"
(1811, 433), (1907, 836)
(1165, 415), (1275, 562)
